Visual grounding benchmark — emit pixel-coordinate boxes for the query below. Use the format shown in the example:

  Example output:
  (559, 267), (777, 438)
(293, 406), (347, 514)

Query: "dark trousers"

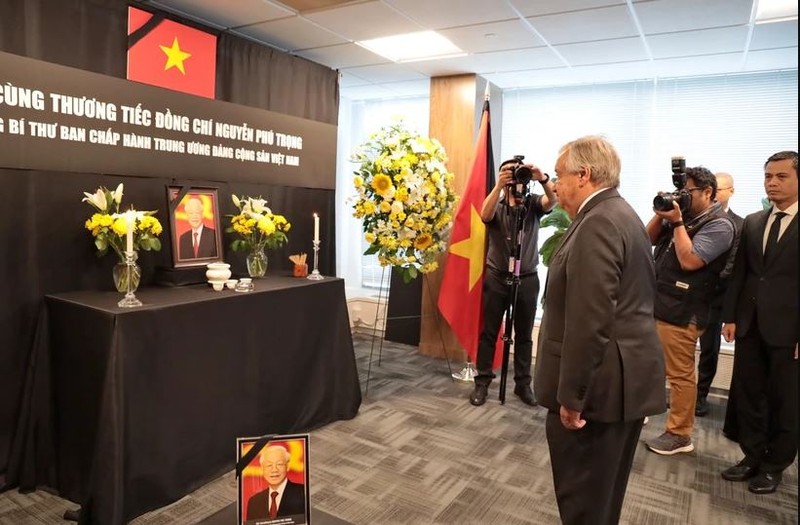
(546, 412), (643, 525)
(732, 318), (798, 473)
(697, 301), (723, 399)
(474, 270), (539, 387)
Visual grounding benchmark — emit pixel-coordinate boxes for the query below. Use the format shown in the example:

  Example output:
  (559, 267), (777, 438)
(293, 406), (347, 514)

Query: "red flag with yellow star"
(126, 7), (216, 99)
(438, 98), (500, 367)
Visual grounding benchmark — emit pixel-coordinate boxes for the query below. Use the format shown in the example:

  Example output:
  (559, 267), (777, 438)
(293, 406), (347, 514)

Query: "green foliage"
(540, 205), (571, 267)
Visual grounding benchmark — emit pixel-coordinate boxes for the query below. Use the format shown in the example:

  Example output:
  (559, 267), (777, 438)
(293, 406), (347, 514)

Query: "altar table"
(9, 276), (361, 524)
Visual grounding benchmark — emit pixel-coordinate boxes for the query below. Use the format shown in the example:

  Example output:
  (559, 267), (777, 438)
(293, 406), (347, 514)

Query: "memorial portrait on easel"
(237, 435), (311, 525)
(167, 186), (223, 267)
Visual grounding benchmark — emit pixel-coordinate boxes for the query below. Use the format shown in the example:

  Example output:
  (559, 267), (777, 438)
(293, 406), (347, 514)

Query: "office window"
(501, 69), (798, 309)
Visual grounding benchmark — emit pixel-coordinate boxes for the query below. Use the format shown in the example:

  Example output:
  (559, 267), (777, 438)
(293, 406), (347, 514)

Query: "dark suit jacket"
(722, 207), (798, 347)
(246, 480), (306, 521)
(534, 189), (666, 422)
(178, 226), (217, 260)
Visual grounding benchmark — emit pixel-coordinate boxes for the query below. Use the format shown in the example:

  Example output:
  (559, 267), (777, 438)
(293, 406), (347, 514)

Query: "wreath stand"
(364, 266), (455, 395)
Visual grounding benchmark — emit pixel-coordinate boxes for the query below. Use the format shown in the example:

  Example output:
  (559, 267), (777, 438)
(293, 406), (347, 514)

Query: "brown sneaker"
(646, 432), (694, 455)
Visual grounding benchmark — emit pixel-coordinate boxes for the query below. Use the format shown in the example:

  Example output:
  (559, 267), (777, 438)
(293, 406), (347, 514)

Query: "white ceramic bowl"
(210, 281), (225, 291)
(226, 279), (238, 289)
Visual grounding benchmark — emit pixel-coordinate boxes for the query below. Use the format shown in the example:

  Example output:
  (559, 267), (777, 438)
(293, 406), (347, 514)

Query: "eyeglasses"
(263, 462), (287, 470)
(717, 186), (732, 191)
(686, 187), (706, 193)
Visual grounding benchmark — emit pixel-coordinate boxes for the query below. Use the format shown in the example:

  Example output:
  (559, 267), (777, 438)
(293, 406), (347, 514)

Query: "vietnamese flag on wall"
(127, 7), (216, 99)
(438, 97), (501, 368)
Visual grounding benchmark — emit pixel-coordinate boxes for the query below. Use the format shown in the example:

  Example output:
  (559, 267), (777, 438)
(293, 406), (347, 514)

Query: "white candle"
(313, 213), (320, 243)
(126, 211), (134, 253)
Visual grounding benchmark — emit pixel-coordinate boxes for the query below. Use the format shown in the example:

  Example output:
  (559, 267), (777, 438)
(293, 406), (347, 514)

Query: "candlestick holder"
(117, 250), (143, 308)
(307, 240), (323, 280)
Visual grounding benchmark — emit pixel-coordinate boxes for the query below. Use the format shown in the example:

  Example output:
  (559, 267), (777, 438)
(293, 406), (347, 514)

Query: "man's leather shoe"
(514, 384), (537, 406)
(721, 459), (758, 482)
(748, 471), (781, 494)
(695, 396), (709, 417)
(469, 384), (488, 406)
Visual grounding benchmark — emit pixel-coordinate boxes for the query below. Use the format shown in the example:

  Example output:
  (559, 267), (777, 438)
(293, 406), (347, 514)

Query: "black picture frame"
(167, 186), (224, 268)
(237, 434), (311, 525)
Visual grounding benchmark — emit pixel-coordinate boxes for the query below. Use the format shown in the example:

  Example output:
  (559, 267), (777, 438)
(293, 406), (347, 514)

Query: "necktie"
(764, 212), (787, 261)
(269, 490), (279, 519)
(193, 232), (199, 258)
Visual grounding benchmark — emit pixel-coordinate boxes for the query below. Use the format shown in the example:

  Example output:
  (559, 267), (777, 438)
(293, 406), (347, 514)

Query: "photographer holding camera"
(468, 156), (556, 407)
(645, 164), (735, 456)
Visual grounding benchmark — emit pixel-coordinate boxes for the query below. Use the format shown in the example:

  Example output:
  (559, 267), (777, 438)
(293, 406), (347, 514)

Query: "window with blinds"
(501, 69), (797, 309)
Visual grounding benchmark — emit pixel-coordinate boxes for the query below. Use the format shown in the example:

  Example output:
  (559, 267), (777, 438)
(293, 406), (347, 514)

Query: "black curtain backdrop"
(0, 0), (340, 487)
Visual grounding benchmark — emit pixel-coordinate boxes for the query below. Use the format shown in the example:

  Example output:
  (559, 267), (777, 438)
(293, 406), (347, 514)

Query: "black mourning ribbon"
(235, 434), (276, 479)
(127, 11), (166, 49)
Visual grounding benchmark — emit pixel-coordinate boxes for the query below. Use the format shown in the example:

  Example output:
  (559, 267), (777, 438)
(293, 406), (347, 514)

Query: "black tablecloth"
(9, 277), (361, 524)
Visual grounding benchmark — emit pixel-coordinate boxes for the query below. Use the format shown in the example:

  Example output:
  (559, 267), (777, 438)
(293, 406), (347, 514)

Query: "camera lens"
(653, 193), (675, 212)
(514, 165), (533, 185)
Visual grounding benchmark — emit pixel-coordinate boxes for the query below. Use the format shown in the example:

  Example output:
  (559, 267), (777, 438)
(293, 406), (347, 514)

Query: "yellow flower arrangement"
(227, 195), (291, 252)
(82, 183), (163, 259)
(351, 120), (457, 282)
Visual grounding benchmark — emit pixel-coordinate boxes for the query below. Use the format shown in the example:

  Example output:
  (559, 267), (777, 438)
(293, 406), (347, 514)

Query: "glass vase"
(246, 247), (268, 278)
(113, 252), (143, 307)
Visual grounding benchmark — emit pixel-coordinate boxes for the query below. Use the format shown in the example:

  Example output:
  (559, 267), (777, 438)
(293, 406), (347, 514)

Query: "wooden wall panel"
(419, 74), (481, 361)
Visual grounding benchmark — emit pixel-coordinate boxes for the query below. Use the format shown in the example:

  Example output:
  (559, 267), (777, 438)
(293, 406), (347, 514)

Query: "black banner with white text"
(0, 51), (337, 189)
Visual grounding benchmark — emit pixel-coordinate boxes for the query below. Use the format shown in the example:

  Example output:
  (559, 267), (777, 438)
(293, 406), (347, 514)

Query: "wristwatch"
(539, 173), (550, 185)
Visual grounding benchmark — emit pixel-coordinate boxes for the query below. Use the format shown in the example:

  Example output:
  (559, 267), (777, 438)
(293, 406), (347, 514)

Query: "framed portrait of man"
(167, 186), (223, 268)
(237, 434), (310, 525)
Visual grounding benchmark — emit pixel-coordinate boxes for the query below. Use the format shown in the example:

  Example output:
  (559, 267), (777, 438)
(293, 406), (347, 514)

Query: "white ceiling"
(142, 0), (798, 100)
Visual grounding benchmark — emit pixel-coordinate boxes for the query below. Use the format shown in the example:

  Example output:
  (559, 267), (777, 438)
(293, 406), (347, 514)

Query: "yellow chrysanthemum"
(112, 218), (128, 236)
(258, 216), (276, 235)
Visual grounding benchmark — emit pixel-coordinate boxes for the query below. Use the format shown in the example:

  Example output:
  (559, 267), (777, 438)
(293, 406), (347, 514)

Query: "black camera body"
(504, 155), (533, 199)
(653, 157), (691, 212)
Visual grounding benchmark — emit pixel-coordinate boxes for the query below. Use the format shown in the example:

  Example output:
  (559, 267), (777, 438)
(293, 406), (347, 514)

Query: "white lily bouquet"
(82, 183), (163, 259)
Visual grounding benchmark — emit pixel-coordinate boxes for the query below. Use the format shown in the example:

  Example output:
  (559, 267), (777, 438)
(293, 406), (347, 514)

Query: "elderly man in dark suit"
(534, 135), (666, 525)
(246, 445), (307, 522)
(721, 150), (798, 495)
(178, 196), (217, 260)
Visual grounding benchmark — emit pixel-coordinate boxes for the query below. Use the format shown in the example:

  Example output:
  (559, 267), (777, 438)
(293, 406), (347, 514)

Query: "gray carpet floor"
(1, 332), (797, 524)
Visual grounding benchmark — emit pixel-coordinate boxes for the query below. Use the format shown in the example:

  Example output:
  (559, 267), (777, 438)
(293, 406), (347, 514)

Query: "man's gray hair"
(559, 135), (621, 189)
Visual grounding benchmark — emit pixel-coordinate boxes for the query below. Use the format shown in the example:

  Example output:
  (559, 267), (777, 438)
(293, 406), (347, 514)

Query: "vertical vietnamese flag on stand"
(126, 7), (217, 99)
(438, 91), (502, 369)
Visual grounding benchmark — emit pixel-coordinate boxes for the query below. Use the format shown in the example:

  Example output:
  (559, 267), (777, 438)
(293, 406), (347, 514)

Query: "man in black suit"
(534, 136), (666, 525)
(720, 150), (798, 495)
(695, 172), (744, 417)
(246, 445), (307, 522)
(178, 196), (217, 260)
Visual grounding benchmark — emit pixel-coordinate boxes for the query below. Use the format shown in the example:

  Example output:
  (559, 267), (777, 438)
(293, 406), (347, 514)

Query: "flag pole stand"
(451, 362), (477, 383)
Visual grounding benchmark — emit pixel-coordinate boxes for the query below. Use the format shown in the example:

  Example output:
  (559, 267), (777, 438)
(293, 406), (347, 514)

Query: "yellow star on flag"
(448, 205), (486, 291)
(160, 37), (191, 75)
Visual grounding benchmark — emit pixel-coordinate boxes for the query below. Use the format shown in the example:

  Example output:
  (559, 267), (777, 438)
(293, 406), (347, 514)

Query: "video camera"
(503, 155), (533, 200)
(653, 156), (691, 212)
